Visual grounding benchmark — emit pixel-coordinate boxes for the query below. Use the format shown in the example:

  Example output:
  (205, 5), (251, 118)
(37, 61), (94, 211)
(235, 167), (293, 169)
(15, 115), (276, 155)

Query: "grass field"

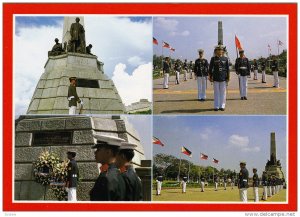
(153, 186), (286, 202)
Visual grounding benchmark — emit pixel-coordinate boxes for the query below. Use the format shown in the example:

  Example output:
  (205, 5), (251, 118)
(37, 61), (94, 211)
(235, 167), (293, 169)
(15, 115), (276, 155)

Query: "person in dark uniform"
(183, 59), (188, 81)
(188, 60), (194, 79)
(253, 59), (258, 80)
(194, 49), (209, 101)
(267, 175), (272, 197)
(214, 174), (219, 191)
(200, 174), (205, 192)
(238, 161), (249, 202)
(223, 175), (228, 190)
(261, 171), (268, 200)
(66, 151), (79, 201)
(90, 134), (126, 201)
(68, 77), (82, 115)
(115, 142), (143, 201)
(174, 59), (181, 85)
(156, 173), (163, 195)
(271, 175), (276, 195)
(260, 59), (267, 83)
(181, 175), (188, 193)
(231, 176), (235, 190)
(271, 55), (280, 88)
(235, 49), (250, 100)
(252, 168), (259, 202)
(163, 57), (171, 89)
(208, 45), (230, 111)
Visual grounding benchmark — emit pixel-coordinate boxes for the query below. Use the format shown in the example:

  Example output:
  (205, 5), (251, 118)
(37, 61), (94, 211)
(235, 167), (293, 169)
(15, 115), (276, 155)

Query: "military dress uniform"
(194, 54), (209, 101)
(189, 61), (194, 79)
(90, 163), (126, 201)
(163, 59), (171, 89)
(208, 52), (230, 111)
(66, 158), (79, 201)
(253, 61), (258, 80)
(271, 59), (280, 88)
(156, 175), (163, 195)
(214, 175), (219, 191)
(200, 175), (205, 192)
(252, 170), (259, 202)
(174, 61), (181, 85)
(261, 61), (267, 83)
(271, 176), (276, 195)
(223, 176), (228, 190)
(267, 176), (272, 197)
(231, 177), (235, 189)
(238, 166), (249, 202)
(183, 60), (188, 81)
(121, 165), (143, 201)
(181, 176), (188, 193)
(68, 78), (81, 115)
(261, 172), (268, 200)
(235, 55), (250, 100)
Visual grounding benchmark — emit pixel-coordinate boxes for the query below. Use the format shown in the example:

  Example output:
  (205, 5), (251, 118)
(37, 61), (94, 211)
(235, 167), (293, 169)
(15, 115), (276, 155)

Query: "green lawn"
(153, 186), (286, 202)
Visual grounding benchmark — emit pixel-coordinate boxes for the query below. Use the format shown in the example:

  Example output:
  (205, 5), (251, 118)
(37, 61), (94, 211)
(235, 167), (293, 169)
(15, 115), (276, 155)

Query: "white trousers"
(213, 81), (226, 109)
(268, 186), (272, 196)
(183, 70), (187, 81)
(68, 187), (77, 201)
(69, 106), (76, 115)
(214, 182), (218, 190)
(273, 71), (279, 87)
(239, 75), (248, 97)
(157, 181), (162, 195)
(262, 70), (266, 82)
(231, 182), (234, 189)
(197, 76), (207, 99)
(182, 182), (187, 193)
(253, 187), (259, 202)
(201, 181), (204, 191)
(239, 188), (247, 202)
(224, 183), (227, 189)
(175, 71), (180, 84)
(254, 70), (258, 79)
(263, 186), (268, 200)
(272, 186), (276, 195)
(163, 73), (169, 88)
(189, 69), (193, 79)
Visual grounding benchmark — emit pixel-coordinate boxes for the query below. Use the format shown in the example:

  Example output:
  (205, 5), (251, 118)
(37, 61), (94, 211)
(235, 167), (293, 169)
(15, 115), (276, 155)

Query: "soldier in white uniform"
(156, 174), (163, 195)
(271, 55), (280, 88)
(200, 174), (205, 192)
(235, 49), (250, 100)
(214, 175), (219, 191)
(253, 59), (258, 80)
(261, 171), (268, 200)
(194, 49), (209, 101)
(181, 175), (188, 193)
(163, 57), (171, 89)
(252, 168), (259, 202)
(188, 60), (193, 79)
(174, 59), (181, 85)
(183, 59), (188, 81)
(260, 59), (267, 83)
(223, 175), (228, 190)
(238, 161), (249, 202)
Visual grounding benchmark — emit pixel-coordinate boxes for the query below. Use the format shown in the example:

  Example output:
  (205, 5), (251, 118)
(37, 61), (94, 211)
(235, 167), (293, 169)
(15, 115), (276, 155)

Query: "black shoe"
(273, 85), (276, 87)
(214, 108), (218, 111)
(241, 97), (244, 100)
(262, 81), (266, 83)
(202, 99), (206, 101)
(220, 108), (225, 111)
(244, 97), (247, 100)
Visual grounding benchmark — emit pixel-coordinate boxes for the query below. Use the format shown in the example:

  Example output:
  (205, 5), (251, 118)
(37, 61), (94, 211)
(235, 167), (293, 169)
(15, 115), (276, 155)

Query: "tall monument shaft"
(218, 21), (223, 45)
(62, 16), (85, 45)
(270, 132), (276, 161)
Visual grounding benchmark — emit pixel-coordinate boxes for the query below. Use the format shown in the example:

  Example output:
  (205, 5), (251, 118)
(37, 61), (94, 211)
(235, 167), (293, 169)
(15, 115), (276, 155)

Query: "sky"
(14, 16), (153, 116)
(153, 16), (287, 62)
(153, 116), (287, 176)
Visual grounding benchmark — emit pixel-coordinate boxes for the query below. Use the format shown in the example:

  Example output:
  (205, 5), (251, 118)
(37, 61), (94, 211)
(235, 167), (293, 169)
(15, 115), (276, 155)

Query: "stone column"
(135, 160), (152, 201)
(218, 21), (223, 45)
(270, 132), (276, 163)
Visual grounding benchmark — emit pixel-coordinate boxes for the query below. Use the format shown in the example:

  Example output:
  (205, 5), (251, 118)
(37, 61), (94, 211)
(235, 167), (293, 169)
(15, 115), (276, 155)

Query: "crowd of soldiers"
(65, 134), (143, 201)
(155, 161), (285, 202)
(162, 45), (280, 111)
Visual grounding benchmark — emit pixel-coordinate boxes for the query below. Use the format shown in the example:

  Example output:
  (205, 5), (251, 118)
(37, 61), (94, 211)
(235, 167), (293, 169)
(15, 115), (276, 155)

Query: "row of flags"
(153, 137), (219, 164)
(153, 37), (176, 52)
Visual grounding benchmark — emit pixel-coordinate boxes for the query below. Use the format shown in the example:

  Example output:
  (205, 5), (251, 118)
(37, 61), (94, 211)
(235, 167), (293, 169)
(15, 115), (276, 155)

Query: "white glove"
(68, 96), (75, 101)
(80, 100), (83, 105)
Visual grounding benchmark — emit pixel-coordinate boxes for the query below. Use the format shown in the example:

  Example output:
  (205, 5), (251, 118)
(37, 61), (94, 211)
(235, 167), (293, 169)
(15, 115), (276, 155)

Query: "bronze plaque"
(33, 131), (72, 145)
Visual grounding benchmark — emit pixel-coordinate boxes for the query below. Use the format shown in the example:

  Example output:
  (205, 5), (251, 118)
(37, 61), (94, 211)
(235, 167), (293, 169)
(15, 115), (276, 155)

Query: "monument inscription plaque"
(33, 131), (72, 146)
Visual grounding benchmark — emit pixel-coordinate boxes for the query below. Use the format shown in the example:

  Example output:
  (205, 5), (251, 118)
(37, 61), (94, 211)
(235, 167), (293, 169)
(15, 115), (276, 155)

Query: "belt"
(239, 67), (247, 69)
(72, 174), (77, 177)
(243, 179), (247, 182)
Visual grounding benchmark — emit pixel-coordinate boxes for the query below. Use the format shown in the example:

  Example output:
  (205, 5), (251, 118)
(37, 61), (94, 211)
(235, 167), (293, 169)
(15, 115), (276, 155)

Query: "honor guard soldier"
(252, 168), (259, 202)
(231, 176), (235, 190)
(267, 175), (272, 197)
(214, 174), (219, 191)
(189, 60), (194, 79)
(163, 57), (171, 89)
(223, 175), (228, 190)
(116, 142), (143, 201)
(261, 171), (268, 200)
(174, 59), (181, 85)
(66, 151), (79, 201)
(238, 161), (249, 202)
(271, 175), (276, 195)
(194, 49), (209, 101)
(260, 59), (267, 83)
(271, 55), (280, 88)
(208, 45), (230, 111)
(68, 77), (82, 115)
(181, 175), (188, 193)
(235, 49), (250, 100)
(90, 134), (126, 201)
(156, 173), (163, 195)
(200, 174), (205, 192)
(253, 59), (258, 80)
(183, 59), (188, 81)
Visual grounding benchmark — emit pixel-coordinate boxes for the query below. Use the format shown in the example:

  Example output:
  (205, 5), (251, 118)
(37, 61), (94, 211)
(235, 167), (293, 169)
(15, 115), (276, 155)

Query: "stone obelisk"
(27, 16), (125, 114)
(218, 21), (223, 45)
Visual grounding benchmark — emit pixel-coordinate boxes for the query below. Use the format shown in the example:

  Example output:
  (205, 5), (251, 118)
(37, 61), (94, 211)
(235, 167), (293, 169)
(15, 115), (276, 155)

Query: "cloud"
(112, 62), (152, 106)
(200, 128), (213, 141)
(170, 30), (190, 37)
(155, 17), (179, 32)
(227, 134), (260, 152)
(127, 56), (145, 67)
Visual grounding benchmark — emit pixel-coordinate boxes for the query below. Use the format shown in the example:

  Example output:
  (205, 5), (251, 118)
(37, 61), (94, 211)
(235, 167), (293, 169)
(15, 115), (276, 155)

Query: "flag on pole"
(153, 37), (158, 45)
(163, 41), (170, 48)
(170, 47), (175, 52)
(181, 146), (192, 157)
(200, 153), (208, 160)
(153, 136), (164, 146)
(235, 35), (243, 50)
(212, 158), (219, 164)
(278, 40), (283, 46)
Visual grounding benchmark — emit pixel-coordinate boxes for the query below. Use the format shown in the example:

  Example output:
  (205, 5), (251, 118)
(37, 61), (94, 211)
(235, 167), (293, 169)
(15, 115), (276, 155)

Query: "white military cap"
(120, 142), (137, 150)
(92, 134), (125, 149)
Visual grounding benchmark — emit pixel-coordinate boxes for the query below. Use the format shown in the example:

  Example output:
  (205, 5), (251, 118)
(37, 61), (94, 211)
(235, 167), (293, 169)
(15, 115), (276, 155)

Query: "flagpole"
(188, 161), (190, 183)
(277, 40), (279, 56)
(178, 154), (182, 182)
(161, 41), (164, 70)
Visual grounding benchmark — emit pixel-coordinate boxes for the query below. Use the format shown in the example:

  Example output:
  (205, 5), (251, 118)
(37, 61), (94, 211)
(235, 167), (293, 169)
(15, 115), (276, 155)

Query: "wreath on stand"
(33, 151), (69, 201)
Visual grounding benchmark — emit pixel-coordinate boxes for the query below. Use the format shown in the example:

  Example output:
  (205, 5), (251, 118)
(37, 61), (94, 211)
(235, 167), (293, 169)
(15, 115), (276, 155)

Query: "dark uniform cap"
(239, 49), (244, 53)
(69, 77), (77, 82)
(198, 49), (204, 53)
(67, 151), (76, 157)
(92, 134), (125, 149)
(253, 168), (257, 171)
